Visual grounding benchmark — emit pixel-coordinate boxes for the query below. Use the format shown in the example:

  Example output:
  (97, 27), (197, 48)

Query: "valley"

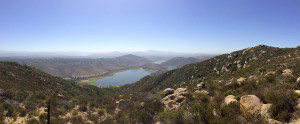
(1, 45), (300, 124)
(0, 54), (208, 87)
(1, 1), (298, 123)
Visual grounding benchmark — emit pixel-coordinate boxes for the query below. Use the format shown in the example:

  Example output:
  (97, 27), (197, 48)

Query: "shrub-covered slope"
(0, 62), (118, 123)
(1, 45), (300, 124)
(124, 45), (300, 92)
(117, 45), (300, 123)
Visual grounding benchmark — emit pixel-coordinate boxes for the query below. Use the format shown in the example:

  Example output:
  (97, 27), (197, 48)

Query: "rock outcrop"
(268, 119), (282, 124)
(297, 77), (300, 83)
(260, 104), (272, 119)
(162, 88), (187, 110)
(164, 88), (174, 96)
(200, 90), (209, 95)
(240, 95), (263, 114)
(197, 82), (205, 88)
(282, 69), (293, 76)
(224, 95), (237, 105)
(237, 77), (246, 85)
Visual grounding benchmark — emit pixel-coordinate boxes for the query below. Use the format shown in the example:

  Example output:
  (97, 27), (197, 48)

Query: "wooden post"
(47, 100), (50, 124)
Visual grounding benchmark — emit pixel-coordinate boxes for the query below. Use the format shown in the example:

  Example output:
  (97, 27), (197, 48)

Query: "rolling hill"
(1, 45), (300, 124)
(0, 54), (162, 80)
(161, 57), (211, 68)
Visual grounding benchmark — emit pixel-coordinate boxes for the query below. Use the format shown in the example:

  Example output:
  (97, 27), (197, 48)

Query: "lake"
(95, 69), (155, 87)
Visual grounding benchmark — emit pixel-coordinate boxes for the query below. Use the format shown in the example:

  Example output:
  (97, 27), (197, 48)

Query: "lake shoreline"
(77, 68), (155, 86)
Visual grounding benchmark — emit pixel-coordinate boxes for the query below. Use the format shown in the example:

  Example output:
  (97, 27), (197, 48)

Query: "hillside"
(0, 54), (162, 80)
(1, 45), (300, 124)
(118, 45), (300, 123)
(0, 62), (118, 123)
(161, 57), (210, 68)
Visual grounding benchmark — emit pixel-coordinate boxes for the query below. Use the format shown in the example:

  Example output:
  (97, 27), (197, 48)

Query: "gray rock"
(297, 77), (300, 83)
(197, 82), (205, 88)
(237, 64), (243, 69)
(224, 95), (237, 105)
(240, 95), (263, 114)
(200, 90), (209, 95)
(267, 119), (282, 124)
(174, 96), (185, 102)
(295, 90), (300, 95)
(164, 88), (174, 96)
(282, 69), (293, 76)
(260, 104), (272, 119)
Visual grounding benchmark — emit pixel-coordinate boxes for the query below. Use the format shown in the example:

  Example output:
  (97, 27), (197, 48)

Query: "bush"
(2, 102), (11, 110)
(71, 115), (85, 123)
(137, 110), (153, 124)
(219, 102), (241, 124)
(26, 118), (39, 124)
(159, 109), (184, 124)
(87, 113), (99, 123)
(19, 108), (27, 117)
(6, 107), (14, 117)
(79, 103), (87, 112)
(98, 109), (105, 116)
(39, 113), (48, 123)
(265, 91), (298, 122)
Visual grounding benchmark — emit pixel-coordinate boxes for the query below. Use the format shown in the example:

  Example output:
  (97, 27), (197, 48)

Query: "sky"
(0, 0), (299, 54)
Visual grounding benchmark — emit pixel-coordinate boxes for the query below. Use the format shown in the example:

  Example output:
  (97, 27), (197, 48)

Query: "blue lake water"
(95, 69), (155, 87)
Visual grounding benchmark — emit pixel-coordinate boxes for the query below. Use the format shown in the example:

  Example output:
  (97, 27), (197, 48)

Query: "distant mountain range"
(0, 50), (216, 60)
(0, 54), (163, 80)
(161, 56), (212, 68)
(1, 45), (300, 123)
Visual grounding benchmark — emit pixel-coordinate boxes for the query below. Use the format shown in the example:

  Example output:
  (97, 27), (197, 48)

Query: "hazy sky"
(0, 0), (299, 54)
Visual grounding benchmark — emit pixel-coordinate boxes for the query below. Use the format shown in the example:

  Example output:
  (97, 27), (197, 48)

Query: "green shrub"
(98, 109), (105, 116)
(6, 107), (14, 117)
(265, 91), (297, 122)
(87, 113), (99, 123)
(2, 102), (11, 110)
(79, 103), (87, 112)
(71, 115), (85, 123)
(219, 102), (241, 124)
(26, 118), (39, 124)
(265, 75), (276, 83)
(72, 110), (78, 116)
(159, 109), (184, 124)
(39, 113), (48, 123)
(137, 110), (153, 124)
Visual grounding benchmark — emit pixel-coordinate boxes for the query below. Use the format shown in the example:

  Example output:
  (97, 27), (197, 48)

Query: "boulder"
(289, 118), (300, 124)
(174, 88), (187, 95)
(164, 88), (174, 96)
(200, 90), (209, 95)
(197, 82), (206, 88)
(163, 100), (175, 108)
(297, 77), (300, 83)
(224, 95), (237, 105)
(295, 90), (300, 95)
(296, 103), (300, 110)
(174, 96), (185, 102)
(237, 64), (243, 69)
(266, 71), (275, 76)
(162, 88), (187, 110)
(194, 90), (201, 94)
(237, 77), (246, 86)
(282, 69), (293, 76)
(224, 82), (232, 87)
(237, 77), (246, 83)
(240, 95), (263, 114)
(212, 108), (217, 116)
(267, 119), (282, 124)
(221, 66), (229, 72)
(260, 104), (272, 119)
